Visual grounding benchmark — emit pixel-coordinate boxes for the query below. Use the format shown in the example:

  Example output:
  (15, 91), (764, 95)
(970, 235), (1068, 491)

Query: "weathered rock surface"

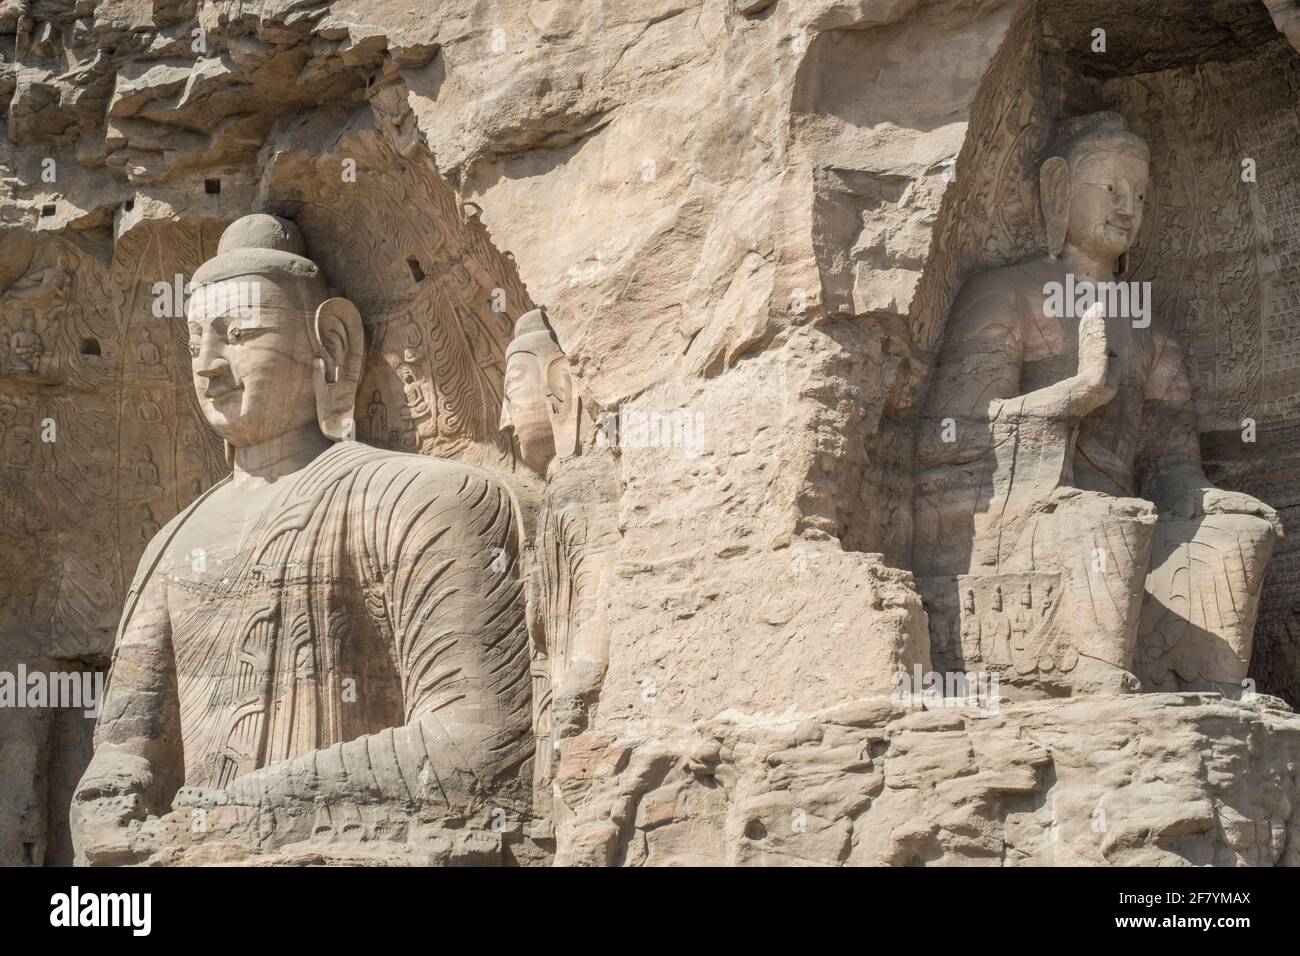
(556, 692), (1300, 867)
(2, 0), (1300, 866)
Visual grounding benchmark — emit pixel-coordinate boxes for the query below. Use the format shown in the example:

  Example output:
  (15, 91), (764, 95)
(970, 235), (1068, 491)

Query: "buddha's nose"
(1114, 187), (1135, 216)
(193, 329), (229, 378)
(195, 346), (230, 380)
(196, 362), (229, 380)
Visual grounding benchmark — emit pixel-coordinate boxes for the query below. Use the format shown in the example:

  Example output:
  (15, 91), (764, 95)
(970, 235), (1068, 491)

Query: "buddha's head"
(500, 308), (578, 472)
(186, 214), (363, 449)
(1040, 112), (1150, 267)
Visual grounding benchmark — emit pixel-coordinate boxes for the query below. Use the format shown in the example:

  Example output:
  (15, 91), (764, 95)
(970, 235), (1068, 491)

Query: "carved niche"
(908, 0), (1300, 702)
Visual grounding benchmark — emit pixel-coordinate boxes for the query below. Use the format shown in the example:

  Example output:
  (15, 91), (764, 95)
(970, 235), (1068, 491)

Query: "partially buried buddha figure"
(916, 112), (1281, 696)
(71, 214), (533, 864)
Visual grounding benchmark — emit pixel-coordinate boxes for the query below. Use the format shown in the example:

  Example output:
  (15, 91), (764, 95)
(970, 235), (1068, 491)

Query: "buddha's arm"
(71, 567), (183, 863)
(549, 503), (618, 739)
(1140, 336), (1282, 537)
(202, 467), (533, 822)
(917, 293), (1113, 468)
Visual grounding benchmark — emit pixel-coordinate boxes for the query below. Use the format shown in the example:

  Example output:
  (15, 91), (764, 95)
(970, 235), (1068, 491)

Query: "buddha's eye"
(1105, 184), (1114, 193)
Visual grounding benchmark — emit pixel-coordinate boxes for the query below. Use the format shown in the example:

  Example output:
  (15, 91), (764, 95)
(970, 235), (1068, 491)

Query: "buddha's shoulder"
(947, 257), (1059, 334)
(130, 501), (208, 591)
(316, 442), (518, 503)
(954, 257), (1059, 304)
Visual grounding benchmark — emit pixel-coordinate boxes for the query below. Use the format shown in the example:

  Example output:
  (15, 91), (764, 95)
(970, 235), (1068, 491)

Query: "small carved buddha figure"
(132, 445), (161, 490)
(399, 366), (430, 420)
(958, 588), (980, 664)
(499, 309), (618, 798)
(1009, 583), (1035, 658)
(978, 585), (1011, 667)
(136, 329), (163, 368)
(6, 252), (69, 304)
(72, 214), (533, 864)
(366, 389), (386, 438)
(139, 504), (160, 542)
(8, 311), (42, 373)
(138, 395), (163, 424)
(916, 112), (1280, 694)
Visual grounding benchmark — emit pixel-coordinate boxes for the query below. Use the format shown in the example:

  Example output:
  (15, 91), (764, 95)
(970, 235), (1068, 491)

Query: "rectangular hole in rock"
(204, 179), (221, 194)
(124, 198), (134, 211)
(40, 204), (55, 217)
(79, 337), (101, 357)
(407, 258), (426, 282)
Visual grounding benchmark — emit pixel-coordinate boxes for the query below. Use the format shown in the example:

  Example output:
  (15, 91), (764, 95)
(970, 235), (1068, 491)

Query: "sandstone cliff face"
(556, 693), (1300, 867)
(2, 0), (1300, 866)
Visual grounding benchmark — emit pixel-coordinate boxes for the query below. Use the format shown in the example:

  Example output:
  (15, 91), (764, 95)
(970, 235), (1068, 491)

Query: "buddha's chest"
(1021, 313), (1150, 409)
(159, 482), (324, 614)
(158, 495), (338, 786)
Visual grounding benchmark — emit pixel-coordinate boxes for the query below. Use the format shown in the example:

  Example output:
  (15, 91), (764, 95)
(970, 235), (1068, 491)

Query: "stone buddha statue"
(500, 307), (583, 472)
(7, 310), (42, 374)
(71, 214), (534, 865)
(499, 308), (618, 809)
(916, 112), (1281, 696)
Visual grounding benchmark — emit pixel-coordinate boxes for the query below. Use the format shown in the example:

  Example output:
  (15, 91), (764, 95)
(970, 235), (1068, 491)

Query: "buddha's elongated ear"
(546, 355), (581, 460)
(1039, 155), (1071, 259)
(310, 297), (365, 441)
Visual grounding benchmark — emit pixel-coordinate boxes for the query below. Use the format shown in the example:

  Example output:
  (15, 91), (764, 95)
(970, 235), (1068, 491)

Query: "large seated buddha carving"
(916, 113), (1281, 696)
(71, 214), (533, 864)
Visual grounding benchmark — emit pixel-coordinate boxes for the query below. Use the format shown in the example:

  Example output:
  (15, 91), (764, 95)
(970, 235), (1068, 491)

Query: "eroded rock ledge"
(556, 693), (1300, 866)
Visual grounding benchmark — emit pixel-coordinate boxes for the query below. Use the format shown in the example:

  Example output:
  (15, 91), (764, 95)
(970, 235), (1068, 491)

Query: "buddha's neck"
(232, 422), (332, 487)
(1059, 243), (1119, 284)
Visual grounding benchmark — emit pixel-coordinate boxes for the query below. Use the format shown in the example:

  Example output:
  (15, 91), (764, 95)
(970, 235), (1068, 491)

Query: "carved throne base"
(921, 572), (1084, 697)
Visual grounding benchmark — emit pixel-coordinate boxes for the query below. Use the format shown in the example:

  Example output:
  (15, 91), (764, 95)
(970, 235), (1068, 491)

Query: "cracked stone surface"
(3, 0), (1300, 866)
